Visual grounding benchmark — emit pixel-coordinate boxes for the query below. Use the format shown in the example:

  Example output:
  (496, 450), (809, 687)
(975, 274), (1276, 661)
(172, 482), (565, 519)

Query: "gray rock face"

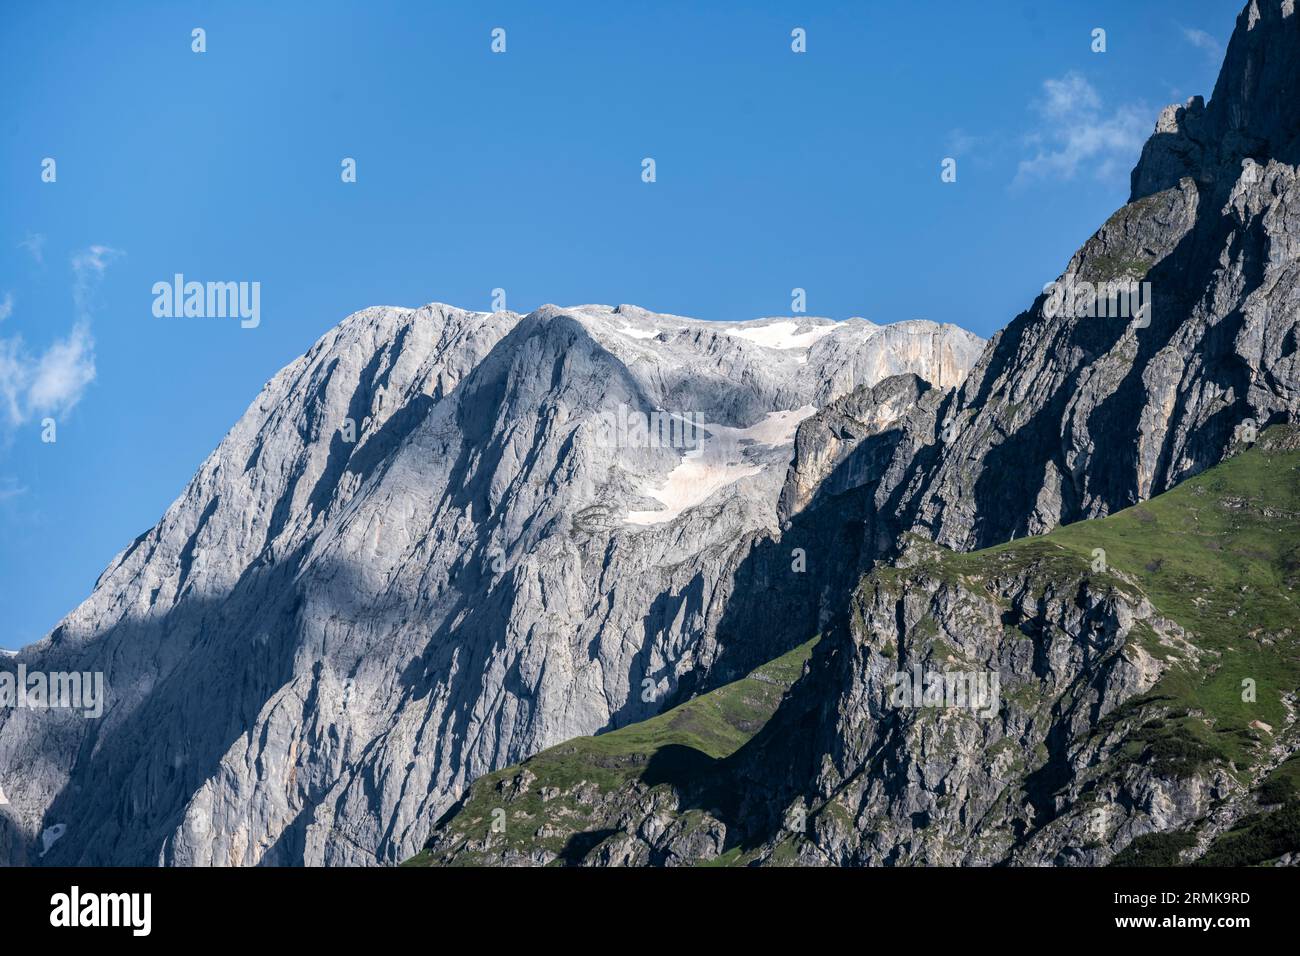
(421, 0), (1300, 869)
(738, 547), (1221, 866)
(693, 0), (1300, 866)
(0, 304), (979, 866)
(800, 1), (1300, 564)
(779, 375), (935, 518)
(1132, 1), (1300, 203)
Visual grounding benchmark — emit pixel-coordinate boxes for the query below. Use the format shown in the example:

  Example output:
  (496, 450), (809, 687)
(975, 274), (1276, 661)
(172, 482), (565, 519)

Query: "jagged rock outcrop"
(425, 426), (1300, 867)
(779, 375), (934, 518)
(739, 547), (1218, 866)
(725, 0), (1300, 865)
(0, 304), (978, 866)
(725, 428), (1300, 867)
(753, 0), (1300, 565)
(1132, 0), (1300, 203)
(417, 0), (1300, 869)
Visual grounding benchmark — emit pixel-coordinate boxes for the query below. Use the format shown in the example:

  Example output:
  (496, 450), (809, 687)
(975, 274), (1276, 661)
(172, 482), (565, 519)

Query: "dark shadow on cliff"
(667, 420), (919, 707)
(21, 541), (338, 865)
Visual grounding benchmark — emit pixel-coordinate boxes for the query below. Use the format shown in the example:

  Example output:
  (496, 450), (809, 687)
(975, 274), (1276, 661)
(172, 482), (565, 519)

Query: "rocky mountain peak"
(0, 300), (980, 866)
(1132, 0), (1300, 201)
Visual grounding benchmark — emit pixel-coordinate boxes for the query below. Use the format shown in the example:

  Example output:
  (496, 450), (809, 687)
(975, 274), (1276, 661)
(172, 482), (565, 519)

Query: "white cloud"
(71, 244), (121, 278)
(0, 477), (27, 502)
(72, 244), (124, 317)
(0, 338), (26, 424)
(1014, 72), (1150, 186)
(0, 293), (12, 323)
(946, 128), (981, 156)
(19, 233), (46, 266)
(1040, 72), (1102, 120)
(0, 244), (118, 428)
(1182, 26), (1223, 59)
(0, 324), (97, 426)
(27, 322), (96, 417)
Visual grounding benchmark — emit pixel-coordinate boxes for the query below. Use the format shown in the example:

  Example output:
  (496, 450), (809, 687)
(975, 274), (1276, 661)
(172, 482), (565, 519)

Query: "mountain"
(416, 425), (1300, 866)
(831, 1), (1300, 561)
(0, 305), (979, 866)
(406, 638), (820, 867)
(6, 0), (1298, 872)
(733, 424), (1300, 866)
(413, 0), (1300, 866)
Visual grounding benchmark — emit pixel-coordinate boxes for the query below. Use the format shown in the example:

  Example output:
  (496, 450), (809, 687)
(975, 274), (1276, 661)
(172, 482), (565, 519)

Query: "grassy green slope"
(893, 427), (1300, 782)
(894, 428), (1300, 865)
(403, 637), (817, 866)
(407, 427), (1300, 867)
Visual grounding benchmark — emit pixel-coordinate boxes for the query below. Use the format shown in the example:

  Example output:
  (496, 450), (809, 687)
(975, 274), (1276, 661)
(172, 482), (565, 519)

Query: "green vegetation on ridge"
(403, 637), (817, 866)
(899, 428), (1300, 784)
(408, 428), (1300, 867)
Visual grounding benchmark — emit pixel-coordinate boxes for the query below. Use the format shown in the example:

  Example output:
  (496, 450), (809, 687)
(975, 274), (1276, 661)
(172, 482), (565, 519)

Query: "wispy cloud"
(25, 322), (96, 418)
(1013, 72), (1149, 186)
(0, 337), (32, 425)
(946, 128), (981, 157)
(19, 233), (46, 266)
(0, 322), (98, 427)
(1181, 26), (1223, 60)
(0, 476), (27, 502)
(0, 245), (120, 428)
(72, 244), (124, 318)
(0, 293), (12, 323)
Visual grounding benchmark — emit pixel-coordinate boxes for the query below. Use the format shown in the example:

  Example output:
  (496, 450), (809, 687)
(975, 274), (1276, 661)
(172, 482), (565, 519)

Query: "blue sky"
(0, 0), (1236, 649)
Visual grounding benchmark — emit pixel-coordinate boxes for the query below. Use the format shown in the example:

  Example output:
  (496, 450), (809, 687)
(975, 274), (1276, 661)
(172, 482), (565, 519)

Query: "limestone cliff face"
(418, 1), (1300, 869)
(424, 428), (1299, 868)
(770, 2), (1300, 567)
(779, 375), (935, 518)
(736, 546), (1217, 866)
(722, 1), (1300, 866)
(906, 1), (1300, 552)
(0, 304), (978, 866)
(698, 1), (1300, 866)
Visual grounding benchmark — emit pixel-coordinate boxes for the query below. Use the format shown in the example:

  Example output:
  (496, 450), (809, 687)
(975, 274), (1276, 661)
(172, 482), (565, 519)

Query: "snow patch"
(625, 405), (817, 525)
(707, 405), (816, 446)
(615, 325), (663, 340)
(724, 321), (836, 350)
(625, 459), (763, 525)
